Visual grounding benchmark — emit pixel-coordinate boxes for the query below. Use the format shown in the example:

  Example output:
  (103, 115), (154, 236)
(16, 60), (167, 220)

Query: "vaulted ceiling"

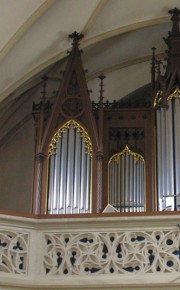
(0, 0), (179, 129)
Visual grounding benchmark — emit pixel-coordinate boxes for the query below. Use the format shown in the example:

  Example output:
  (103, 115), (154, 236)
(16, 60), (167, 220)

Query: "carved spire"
(40, 32), (99, 152)
(41, 76), (48, 104)
(169, 8), (180, 36)
(153, 8), (180, 108)
(68, 32), (84, 58)
(69, 31), (84, 45)
(98, 74), (106, 151)
(151, 47), (156, 91)
(163, 8), (180, 80)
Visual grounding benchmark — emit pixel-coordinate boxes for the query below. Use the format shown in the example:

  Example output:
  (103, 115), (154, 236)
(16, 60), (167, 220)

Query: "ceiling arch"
(0, 0), (179, 105)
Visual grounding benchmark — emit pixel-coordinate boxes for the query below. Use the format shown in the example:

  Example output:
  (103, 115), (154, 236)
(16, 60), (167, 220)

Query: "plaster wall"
(0, 118), (34, 212)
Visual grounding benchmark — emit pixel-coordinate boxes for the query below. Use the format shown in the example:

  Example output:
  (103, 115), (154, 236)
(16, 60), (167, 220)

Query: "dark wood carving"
(33, 8), (180, 214)
(32, 32), (100, 214)
(152, 8), (180, 104)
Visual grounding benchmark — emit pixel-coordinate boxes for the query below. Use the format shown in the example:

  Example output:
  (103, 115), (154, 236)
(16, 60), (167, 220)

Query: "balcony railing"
(1, 211), (180, 289)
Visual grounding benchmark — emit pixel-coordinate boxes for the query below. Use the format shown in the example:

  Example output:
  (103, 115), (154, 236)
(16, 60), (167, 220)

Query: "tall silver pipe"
(55, 140), (61, 213)
(139, 161), (141, 212)
(85, 155), (91, 211)
(52, 154), (58, 213)
(134, 161), (137, 212)
(129, 156), (133, 212)
(160, 108), (166, 198)
(51, 154), (56, 213)
(48, 154), (55, 213)
(109, 162), (113, 205)
(165, 101), (174, 198)
(121, 155), (125, 212)
(125, 154), (129, 204)
(73, 129), (81, 210)
(62, 130), (68, 212)
(142, 162), (145, 211)
(58, 136), (63, 210)
(66, 127), (74, 210)
(174, 99), (180, 196)
(136, 161), (140, 212)
(156, 109), (162, 209)
(117, 158), (120, 207)
(80, 140), (85, 210)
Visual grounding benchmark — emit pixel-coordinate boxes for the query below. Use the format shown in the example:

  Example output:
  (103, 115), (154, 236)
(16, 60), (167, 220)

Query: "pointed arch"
(108, 145), (145, 212)
(47, 120), (92, 214)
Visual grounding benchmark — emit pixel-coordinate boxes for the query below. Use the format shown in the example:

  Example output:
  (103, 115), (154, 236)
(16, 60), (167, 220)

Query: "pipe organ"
(47, 120), (92, 214)
(109, 145), (145, 212)
(152, 9), (180, 211)
(32, 8), (180, 214)
(155, 89), (180, 211)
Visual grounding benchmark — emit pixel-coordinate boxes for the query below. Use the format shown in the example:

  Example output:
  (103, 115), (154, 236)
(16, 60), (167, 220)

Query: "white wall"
(0, 118), (34, 213)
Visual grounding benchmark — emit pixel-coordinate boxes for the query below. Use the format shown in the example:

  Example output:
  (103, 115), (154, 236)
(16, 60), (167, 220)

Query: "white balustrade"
(1, 213), (180, 289)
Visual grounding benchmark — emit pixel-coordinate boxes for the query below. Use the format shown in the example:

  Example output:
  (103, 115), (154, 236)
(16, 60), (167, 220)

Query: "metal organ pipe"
(59, 132), (66, 212)
(85, 155), (91, 211)
(133, 158), (136, 212)
(73, 130), (81, 211)
(139, 162), (142, 212)
(117, 158), (120, 207)
(129, 156), (133, 212)
(156, 109), (162, 210)
(80, 140), (85, 211)
(47, 153), (55, 213)
(125, 154), (129, 212)
(166, 101), (174, 209)
(62, 130), (68, 212)
(121, 155), (125, 212)
(160, 108), (166, 198)
(52, 152), (58, 213)
(66, 127), (73, 211)
(174, 99), (180, 206)
(55, 141), (61, 214)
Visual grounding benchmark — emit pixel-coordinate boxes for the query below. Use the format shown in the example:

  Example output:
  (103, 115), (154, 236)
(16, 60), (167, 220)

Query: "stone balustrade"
(1, 212), (180, 289)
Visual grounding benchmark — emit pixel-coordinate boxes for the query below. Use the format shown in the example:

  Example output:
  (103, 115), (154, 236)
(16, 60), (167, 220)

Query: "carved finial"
(169, 8), (180, 36)
(98, 74), (106, 155)
(98, 74), (106, 103)
(151, 47), (156, 90)
(152, 47), (156, 57)
(98, 73), (106, 81)
(156, 60), (162, 77)
(41, 76), (48, 103)
(69, 31), (84, 45)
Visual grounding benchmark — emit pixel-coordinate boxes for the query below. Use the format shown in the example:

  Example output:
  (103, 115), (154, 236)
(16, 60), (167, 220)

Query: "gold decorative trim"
(167, 87), (180, 101)
(48, 120), (92, 157)
(109, 145), (144, 164)
(108, 145), (146, 212)
(153, 90), (163, 108)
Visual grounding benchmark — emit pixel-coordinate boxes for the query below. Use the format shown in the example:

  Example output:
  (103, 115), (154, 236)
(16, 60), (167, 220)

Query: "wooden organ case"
(32, 8), (180, 214)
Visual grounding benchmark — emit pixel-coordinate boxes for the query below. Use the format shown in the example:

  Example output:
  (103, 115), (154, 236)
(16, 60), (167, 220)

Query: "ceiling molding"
(0, 17), (169, 103)
(87, 53), (165, 80)
(81, 0), (108, 35)
(82, 16), (170, 48)
(0, 50), (67, 104)
(0, 0), (55, 63)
